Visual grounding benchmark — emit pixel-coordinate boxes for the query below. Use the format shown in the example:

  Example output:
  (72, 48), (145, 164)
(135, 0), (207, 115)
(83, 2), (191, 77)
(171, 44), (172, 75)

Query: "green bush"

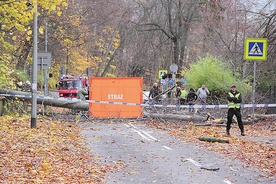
(0, 55), (14, 89)
(48, 77), (58, 90)
(181, 54), (250, 99)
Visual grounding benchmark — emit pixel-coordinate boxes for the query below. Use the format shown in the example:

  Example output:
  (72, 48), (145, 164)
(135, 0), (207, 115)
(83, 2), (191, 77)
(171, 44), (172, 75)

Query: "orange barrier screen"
(89, 77), (143, 118)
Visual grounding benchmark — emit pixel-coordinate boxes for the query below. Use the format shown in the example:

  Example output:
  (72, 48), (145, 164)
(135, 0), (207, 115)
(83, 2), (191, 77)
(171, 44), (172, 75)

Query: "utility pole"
(44, 16), (49, 96)
(31, 1), (38, 128)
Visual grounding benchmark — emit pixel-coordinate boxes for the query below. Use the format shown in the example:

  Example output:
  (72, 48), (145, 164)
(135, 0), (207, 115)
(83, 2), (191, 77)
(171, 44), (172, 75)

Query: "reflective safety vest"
(180, 90), (188, 99)
(228, 92), (241, 109)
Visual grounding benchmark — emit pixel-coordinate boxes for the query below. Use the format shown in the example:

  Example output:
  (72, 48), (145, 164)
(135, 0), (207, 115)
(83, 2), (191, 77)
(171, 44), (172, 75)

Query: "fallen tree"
(1, 89), (211, 121)
(255, 114), (276, 119)
(1, 89), (272, 122)
(208, 118), (253, 125)
(147, 85), (176, 103)
(143, 112), (208, 121)
(0, 89), (89, 111)
(198, 136), (229, 143)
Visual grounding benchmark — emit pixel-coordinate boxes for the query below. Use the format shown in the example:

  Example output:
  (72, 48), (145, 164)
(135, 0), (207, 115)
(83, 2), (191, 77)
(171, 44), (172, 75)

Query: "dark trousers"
(180, 98), (186, 105)
(227, 108), (244, 133)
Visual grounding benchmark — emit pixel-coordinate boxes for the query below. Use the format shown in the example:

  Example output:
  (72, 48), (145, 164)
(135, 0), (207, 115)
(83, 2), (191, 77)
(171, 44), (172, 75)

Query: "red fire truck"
(57, 75), (88, 98)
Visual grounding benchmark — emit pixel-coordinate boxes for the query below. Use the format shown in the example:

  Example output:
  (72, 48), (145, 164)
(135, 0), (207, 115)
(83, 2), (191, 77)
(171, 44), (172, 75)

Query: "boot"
(241, 128), (245, 136)
(226, 130), (230, 136)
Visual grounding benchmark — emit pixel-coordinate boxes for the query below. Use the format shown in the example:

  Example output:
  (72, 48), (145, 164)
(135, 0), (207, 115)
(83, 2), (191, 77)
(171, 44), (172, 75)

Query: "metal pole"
(31, 1), (38, 128)
(41, 57), (43, 92)
(45, 16), (48, 53)
(44, 16), (49, 96)
(252, 61), (256, 124)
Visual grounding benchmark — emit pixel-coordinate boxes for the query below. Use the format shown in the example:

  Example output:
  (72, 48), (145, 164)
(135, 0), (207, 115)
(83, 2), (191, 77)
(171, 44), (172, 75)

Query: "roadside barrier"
(1, 93), (276, 109)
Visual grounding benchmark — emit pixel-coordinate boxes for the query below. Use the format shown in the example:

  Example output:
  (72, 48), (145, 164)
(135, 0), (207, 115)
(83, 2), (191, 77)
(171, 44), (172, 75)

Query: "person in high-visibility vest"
(179, 87), (188, 105)
(226, 84), (245, 136)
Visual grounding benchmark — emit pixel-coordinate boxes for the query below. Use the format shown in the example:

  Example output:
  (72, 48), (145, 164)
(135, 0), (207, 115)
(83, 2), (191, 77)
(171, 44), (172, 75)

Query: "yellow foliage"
(27, 30), (32, 35)
(64, 38), (73, 46)
(57, 11), (62, 16)
(110, 65), (116, 70)
(106, 73), (116, 77)
(62, 2), (68, 7)
(39, 27), (44, 34)
(0, 0), (68, 87)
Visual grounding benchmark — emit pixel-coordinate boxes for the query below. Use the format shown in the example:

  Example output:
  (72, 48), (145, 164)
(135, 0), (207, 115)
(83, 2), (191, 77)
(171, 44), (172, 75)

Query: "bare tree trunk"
(144, 112), (208, 121)
(198, 136), (229, 143)
(0, 89), (89, 111)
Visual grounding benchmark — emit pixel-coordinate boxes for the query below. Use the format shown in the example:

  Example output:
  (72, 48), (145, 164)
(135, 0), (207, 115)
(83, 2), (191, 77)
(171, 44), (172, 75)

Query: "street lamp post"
(31, 1), (38, 128)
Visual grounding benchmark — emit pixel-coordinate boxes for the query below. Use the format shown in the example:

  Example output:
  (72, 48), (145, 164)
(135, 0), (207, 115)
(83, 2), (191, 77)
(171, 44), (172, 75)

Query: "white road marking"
(129, 122), (158, 141)
(131, 128), (151, 141)
(128, 123), (138, 129)
(124, 124), (130, 128)
(162, 146), (173, 150)
(142, 130), (158, 141)
(223, 179), (233, 184)
(186, 158), (231, 184)
(185, 158), (202, 167)
(129, 122), (173, 153)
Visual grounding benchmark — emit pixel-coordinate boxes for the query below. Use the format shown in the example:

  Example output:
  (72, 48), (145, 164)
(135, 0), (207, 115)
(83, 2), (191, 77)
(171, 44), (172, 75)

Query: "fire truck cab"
(57, 75), (88, 98)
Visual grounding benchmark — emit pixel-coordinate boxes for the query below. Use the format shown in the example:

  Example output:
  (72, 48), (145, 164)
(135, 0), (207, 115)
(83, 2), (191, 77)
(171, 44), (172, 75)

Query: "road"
(81, 120), (274, 184)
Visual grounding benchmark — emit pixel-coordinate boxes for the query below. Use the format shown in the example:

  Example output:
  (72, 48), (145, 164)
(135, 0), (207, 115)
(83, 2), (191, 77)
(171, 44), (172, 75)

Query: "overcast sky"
(247, 0), (276, 12)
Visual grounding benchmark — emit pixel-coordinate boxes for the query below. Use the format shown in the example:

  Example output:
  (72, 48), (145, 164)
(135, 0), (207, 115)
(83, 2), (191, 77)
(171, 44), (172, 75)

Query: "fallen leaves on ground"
(0, 115), (118, 183)
(146, 120), (276, 178)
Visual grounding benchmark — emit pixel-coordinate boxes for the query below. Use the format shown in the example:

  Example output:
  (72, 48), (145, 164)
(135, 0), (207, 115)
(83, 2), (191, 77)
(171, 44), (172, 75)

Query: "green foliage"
(48, 77), (58, 90)
(181, 54), (250, 96)
(0, 55), (14, 89)
(256, 75), (274, 95)
(15, 69), (30, 83)
(0, 0), (68, 91)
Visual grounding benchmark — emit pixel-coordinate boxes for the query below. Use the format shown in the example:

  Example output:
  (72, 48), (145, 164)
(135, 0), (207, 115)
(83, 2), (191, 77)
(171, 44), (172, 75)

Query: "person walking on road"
(175, 87), (182, 98)
(197, 84), (210, 105)
(186, 88), (198, 113)
(226, 84), (245, 136)
(149, 82), (161, 103)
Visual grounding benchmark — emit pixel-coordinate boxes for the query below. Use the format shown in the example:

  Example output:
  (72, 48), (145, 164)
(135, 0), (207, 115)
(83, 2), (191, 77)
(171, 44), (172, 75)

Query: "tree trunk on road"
(255, 114), (276, 119)
(144, 112), (208, 121)
(198, 136), (229, 143)
(0, 89), (89, 111)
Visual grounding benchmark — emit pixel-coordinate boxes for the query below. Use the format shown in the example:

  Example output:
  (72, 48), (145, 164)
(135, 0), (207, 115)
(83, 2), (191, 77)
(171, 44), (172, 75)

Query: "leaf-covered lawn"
(0, 115), (116, 183)
(147, 120), (276, 178)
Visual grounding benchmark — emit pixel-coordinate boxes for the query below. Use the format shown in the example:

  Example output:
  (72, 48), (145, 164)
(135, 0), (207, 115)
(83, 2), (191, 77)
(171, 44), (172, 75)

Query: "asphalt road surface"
(81, 120), (275, 184)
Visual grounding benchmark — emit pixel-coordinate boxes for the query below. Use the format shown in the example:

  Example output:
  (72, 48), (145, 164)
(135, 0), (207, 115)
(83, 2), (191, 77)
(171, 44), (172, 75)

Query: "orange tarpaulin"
(89, 77), (143, 118)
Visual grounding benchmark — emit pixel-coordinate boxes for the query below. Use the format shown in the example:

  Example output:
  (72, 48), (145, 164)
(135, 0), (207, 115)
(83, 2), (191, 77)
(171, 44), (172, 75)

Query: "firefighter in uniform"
(77, 85), (88, 100)
(226, 84), (245, 136)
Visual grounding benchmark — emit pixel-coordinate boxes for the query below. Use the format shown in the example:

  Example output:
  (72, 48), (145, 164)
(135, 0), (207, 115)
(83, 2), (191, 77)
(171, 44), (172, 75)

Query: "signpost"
(169, 63), (178, 82)
(31, 1), (38, 128)
(38, 52), (52, 96)
(160, 79), (166, 86)
(244, 38), (267, 61)
(158, 70), (168, 79)
(170, 63), (178, 72)
(244, 38), (268, 123)
(38, 52), (52, 70)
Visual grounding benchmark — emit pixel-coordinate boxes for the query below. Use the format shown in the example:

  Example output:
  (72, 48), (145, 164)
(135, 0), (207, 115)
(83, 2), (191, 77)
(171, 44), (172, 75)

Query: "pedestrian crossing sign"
(158, 70), (168, 79)
(244, 38), (267, 61)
